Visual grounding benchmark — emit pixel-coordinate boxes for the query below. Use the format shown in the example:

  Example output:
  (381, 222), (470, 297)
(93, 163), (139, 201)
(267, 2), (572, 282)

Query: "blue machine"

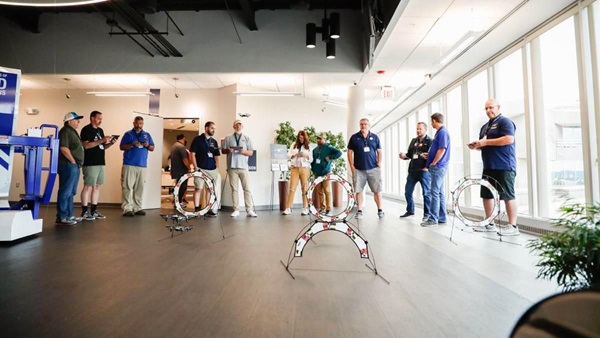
(0, 66), (59, 240)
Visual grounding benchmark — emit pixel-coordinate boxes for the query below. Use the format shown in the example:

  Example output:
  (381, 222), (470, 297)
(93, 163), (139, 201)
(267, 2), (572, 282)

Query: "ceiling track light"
(305, 10), (340, 59)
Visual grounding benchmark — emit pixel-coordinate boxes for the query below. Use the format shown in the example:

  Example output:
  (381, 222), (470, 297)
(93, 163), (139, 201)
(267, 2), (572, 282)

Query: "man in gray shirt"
(222, 120), (257, 217)
(170, 134), (190, 207)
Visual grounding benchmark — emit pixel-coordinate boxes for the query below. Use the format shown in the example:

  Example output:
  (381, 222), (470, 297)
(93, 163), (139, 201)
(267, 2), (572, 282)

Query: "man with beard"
(190, 121), (221, 216)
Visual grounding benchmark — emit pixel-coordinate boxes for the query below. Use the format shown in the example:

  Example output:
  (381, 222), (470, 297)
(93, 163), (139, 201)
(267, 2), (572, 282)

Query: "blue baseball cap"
(63, 112), (84, 122)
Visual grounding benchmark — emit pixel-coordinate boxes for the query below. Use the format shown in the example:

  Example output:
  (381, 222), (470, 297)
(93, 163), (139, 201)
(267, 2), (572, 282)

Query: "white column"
(347, 86), (365, 139)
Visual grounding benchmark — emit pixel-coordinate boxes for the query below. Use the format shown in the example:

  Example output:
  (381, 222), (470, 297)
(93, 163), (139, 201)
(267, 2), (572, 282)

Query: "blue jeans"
(405, 170), (431, 217)
(428, 165), (448, 223)
(56, 163), (80, 221)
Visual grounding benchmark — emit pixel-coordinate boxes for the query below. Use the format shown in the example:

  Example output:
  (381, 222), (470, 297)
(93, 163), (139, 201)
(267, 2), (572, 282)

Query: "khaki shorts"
(82, 165), (105, 186)
(353, 168), (383, 193)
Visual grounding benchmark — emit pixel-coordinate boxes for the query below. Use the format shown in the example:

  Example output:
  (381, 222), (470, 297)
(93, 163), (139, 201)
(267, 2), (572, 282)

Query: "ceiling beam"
(237, 0), (257, 31)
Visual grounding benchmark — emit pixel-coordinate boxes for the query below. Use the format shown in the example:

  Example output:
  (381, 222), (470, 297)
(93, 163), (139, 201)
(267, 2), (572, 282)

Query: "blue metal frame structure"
(0, 124), (59, 219)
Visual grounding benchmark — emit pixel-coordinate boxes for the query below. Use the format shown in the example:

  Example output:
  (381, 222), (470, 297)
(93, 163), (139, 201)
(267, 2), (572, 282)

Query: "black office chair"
(511, 288), (600, 338)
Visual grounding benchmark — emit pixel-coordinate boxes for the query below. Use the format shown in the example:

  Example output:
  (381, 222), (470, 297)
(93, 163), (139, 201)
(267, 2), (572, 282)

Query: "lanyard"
(361, 132), (370, 148)
(483, 115), (501, 137)
(234, 133), (242, 147)
(205, 135), (212, 149)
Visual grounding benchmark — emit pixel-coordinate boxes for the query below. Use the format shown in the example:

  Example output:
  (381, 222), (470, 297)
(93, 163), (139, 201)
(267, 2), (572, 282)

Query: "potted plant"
(274, 121), (296, 210)
(324, 131), (347, 207)
(527, 203), (600, 291)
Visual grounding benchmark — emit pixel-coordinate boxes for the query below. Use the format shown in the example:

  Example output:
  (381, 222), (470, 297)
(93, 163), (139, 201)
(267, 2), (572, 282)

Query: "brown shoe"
(123, 211), (135, 217)
(135, 210), (146, 216)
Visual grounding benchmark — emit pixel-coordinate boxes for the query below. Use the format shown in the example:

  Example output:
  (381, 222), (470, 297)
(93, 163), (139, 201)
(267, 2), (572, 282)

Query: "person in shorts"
(468, 98), (519, 236)
(347, 118), (384, 219)
(79, 110), (115, 220)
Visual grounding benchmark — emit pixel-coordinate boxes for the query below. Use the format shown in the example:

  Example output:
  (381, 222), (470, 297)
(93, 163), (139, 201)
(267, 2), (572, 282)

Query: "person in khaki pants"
(282, 130), (312, 215)
(311, 132), (342, 216)
(221, 120), (257, 218)
(119, 116), (155, 217)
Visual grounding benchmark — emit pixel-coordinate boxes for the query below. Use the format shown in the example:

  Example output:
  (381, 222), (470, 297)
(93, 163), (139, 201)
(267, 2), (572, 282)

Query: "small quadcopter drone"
(160, 213), (194, 238)
(238, 113), (251, 118)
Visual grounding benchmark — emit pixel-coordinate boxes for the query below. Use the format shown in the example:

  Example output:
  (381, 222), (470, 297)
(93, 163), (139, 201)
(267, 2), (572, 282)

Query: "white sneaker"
(230, 210), (240, 217)
(301, 208), (309, 215)
(247, 210), (258, 217)
(282, 208), (291, 215)
(473, 224), (497, 232)
(497, 225), (520, 236)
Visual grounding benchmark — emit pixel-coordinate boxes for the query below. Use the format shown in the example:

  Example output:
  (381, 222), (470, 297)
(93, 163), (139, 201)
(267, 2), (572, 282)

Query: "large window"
(467, 71), (489, 205)
(494, 48), (530, 215)
(538, 17), (585, 217)
(399, 119), (408, 197)
(446, 86), (465, 204)
(391, 123), (400, 194)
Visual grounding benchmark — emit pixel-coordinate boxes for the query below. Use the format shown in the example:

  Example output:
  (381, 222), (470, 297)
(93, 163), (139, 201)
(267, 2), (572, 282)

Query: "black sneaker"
(123, 211), (135, 217)
(135, 210), (146, 216)
(92, 210), (106, 219)
(399, 212), (414, 218)
(195, 206), (201, 212)
(206, 210), (217, 217)
(81, 211), (96, 221)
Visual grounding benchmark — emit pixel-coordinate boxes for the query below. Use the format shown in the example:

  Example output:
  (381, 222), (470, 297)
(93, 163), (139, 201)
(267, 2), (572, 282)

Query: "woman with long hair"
(282, 130), (312, 215)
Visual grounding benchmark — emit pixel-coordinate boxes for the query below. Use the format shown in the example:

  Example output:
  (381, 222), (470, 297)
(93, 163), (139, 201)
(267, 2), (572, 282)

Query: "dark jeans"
(428, 165), (448, 223)
(174, 174), (188, 203)
(405, 170), (431, 217)
(56, 163), (80, 221)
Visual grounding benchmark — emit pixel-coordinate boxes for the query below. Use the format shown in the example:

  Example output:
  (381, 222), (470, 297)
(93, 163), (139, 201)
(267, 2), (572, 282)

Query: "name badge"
(316, 159), (321, 164)
(363, 147), (370, 152)
(233, 149), (240, 154)
(208, 153), (213, 158)
(99, 144), (104, 150)
(413, 154), (418, 159)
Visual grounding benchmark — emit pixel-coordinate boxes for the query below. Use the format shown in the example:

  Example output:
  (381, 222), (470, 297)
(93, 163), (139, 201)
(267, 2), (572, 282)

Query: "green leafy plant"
(303, 126), (318, 144)
(274, 121), (296, 181)
(527, 203), (600, 291)
(323, 131), (347, 177)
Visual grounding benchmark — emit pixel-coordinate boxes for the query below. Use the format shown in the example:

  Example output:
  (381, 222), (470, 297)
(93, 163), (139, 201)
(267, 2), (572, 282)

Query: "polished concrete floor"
(0, 199), (558, 337)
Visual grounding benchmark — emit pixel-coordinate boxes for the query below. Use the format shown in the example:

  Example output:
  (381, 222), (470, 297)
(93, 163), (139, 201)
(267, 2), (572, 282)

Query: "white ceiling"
(19, 0), (574, 122)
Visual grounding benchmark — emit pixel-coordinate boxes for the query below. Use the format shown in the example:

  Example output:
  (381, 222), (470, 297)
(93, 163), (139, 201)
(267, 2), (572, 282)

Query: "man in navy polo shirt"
(119, 116), (155, 217)
(469, 99), (519, 236)
(347, 118), (384, 219)
(190, 121), (221, 216)
(421, 113), (451, 227)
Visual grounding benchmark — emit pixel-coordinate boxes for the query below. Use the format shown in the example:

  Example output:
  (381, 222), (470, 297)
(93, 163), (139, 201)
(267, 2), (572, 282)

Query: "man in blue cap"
(56, 112), (84, 225)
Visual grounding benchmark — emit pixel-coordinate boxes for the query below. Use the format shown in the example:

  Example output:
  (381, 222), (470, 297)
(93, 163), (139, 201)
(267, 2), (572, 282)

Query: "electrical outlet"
(15, 182), (20, 188)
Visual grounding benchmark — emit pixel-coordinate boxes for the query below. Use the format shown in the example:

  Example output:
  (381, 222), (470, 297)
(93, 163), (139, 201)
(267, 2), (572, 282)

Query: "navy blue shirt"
(190, 134), (220, 170)
(120, 129), (154, 167)
(479, 114), (516, 171)
(347, 131), (381, 170)
(426, 126), (451, 168)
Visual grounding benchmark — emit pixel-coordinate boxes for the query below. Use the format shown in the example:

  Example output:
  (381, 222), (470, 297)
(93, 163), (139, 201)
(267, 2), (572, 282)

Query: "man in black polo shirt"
(170, 134), (190, 208)
(190, 121), (221, 216)
(399, 122), (432, 221)
(79, 111), (115, 220)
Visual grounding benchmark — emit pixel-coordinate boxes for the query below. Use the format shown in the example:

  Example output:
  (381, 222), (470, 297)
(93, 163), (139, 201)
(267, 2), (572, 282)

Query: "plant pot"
(278, 181), (289, 211)
(332, 181), (343, 207)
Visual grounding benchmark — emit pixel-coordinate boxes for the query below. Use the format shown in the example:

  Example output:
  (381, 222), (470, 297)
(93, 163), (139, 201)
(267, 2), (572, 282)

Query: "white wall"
(9, 85), (347, 208)
(10, 88), (220, 204)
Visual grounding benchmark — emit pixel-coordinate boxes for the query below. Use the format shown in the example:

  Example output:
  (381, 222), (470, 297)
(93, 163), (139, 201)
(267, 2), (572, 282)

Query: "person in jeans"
(79, 110), (115, 221)
(399, 122), (432, 222)
(311, 132), (342, 216)
(119, 116), (155, 217)
(282, 130), (313, 216)
(56, 112), (84, 225)
(170, 134), (191, 208)
(421, 113), (451, 227)
(190, 121), (221, 216)
(469, 98), (519, 236)
(347, 118), (384, 219)
(222, 120), (257, 218)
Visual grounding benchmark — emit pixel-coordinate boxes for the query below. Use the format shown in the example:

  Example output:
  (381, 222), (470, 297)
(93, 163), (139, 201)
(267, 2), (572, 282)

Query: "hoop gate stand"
(448, 175), (521, 246)
(280, 174), (389, 284)
(159, 170), (234, 242)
